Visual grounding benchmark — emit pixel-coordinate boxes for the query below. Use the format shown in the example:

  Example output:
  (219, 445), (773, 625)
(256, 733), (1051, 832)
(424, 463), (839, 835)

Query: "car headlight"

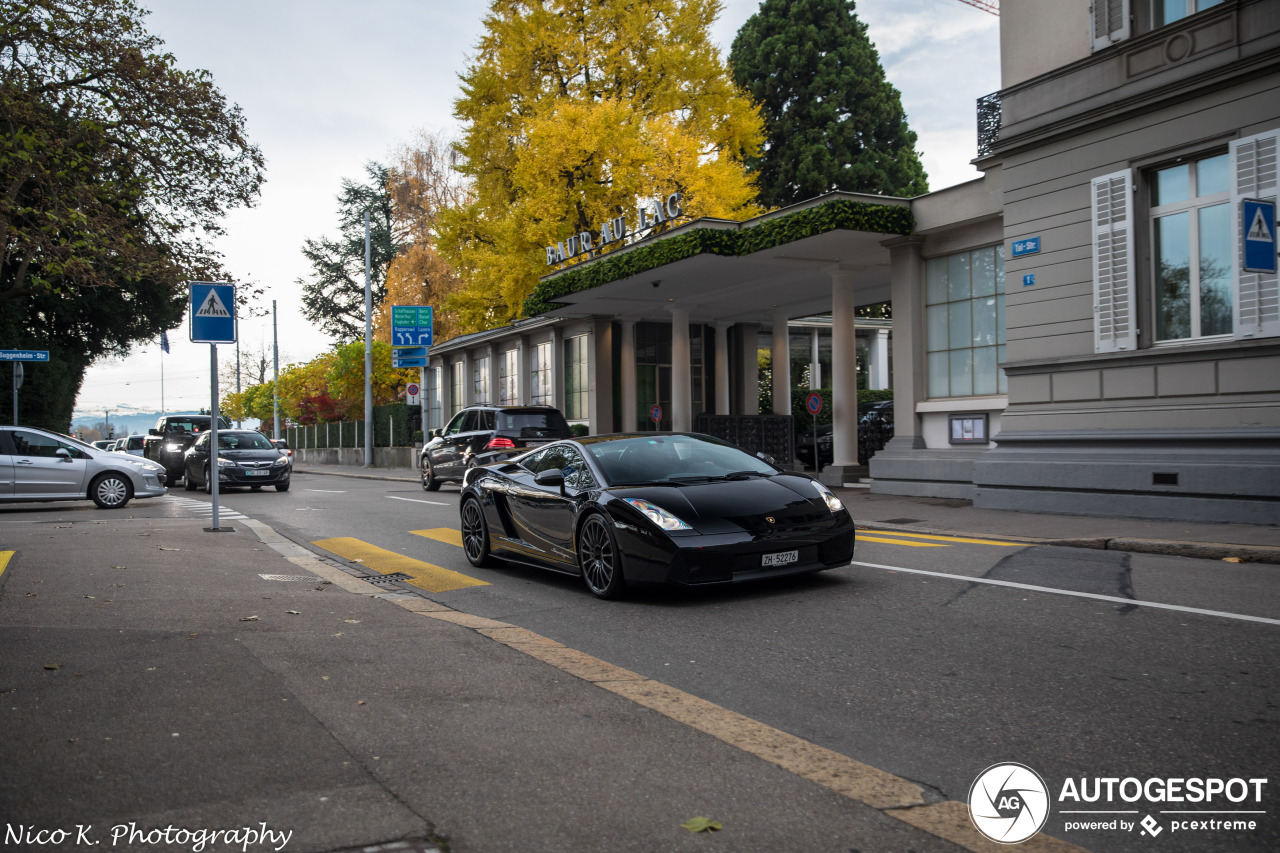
(165, 443), (185, 452)
(812, 480), (844, 512)
(272, 456), (288, 466)
(623, 498), (692, 531)
(217, 458), (238, 468)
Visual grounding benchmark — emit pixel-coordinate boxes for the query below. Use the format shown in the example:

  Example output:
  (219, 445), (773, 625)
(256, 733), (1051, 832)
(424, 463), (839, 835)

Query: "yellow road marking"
(311, 537), (487, 593)
(858, 535), (949, 548)
(861, 529), (1025, 547)
(0, 551), (12, 578)
(410, 528), (463, 548)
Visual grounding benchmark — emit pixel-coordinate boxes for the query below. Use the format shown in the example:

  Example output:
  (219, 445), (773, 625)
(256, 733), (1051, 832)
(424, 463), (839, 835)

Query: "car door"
(513, 444), (589, 566)
(9, 429), (89, 498)
(429, 410), (471, 476)
(187, 432), (211, 484)
(0, 430), (16, 498)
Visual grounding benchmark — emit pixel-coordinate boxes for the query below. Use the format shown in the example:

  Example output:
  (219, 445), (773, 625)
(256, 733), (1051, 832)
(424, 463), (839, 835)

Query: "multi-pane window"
(926, 246), (1006, 398)
(1151, 153), (1232, 341)
(450, 361), (464, 416)
(473, 355), (490, 404)
(426, 366), (442, 430)
(498, 349), (518, 405)
(1154, 0), (1223, 28)
(530, 341), (552, 405)
(564, 334), (589, 421)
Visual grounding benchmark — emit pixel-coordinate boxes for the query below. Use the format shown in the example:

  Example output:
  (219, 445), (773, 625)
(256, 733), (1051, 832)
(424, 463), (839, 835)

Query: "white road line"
(849, 560), (1280, 627)
(386, 495), (450, 506)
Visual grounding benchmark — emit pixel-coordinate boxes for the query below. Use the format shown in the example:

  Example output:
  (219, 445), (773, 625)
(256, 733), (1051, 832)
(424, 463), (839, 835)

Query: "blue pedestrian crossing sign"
(1243, 199), (1276, 274)
(189, 282), (237, 343)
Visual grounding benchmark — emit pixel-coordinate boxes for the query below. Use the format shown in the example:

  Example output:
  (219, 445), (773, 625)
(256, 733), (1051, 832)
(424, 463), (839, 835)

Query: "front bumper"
(218, 466), (291, 486)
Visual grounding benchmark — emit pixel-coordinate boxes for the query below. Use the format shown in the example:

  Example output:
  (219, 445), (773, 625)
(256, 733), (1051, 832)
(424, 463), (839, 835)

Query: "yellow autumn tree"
(376, 130), (470, 344)
(439, 0), (765, 331)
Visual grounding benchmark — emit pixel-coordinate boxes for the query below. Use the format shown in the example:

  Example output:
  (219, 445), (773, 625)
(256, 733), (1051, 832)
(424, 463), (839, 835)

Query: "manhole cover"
(259, 574), (322, 582)
(879, 517), (922, 525)
(359, 572), (413, 585)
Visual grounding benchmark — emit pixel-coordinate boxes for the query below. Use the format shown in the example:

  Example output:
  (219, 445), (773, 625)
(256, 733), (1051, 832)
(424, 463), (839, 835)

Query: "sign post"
(2, 349), (49, 426)
(190, 282), (237, 532)
(805, 392), (823, 473)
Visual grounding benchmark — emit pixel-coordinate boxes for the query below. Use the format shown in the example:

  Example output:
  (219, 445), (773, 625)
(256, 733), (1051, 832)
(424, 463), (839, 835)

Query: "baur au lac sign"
(546, 192), (683, 266)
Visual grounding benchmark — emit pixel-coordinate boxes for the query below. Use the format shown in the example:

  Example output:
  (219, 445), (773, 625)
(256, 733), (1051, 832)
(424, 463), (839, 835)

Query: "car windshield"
(217, 433), (274, 450)
(584, 435), (775, 485)
(495, 410), (570, 436)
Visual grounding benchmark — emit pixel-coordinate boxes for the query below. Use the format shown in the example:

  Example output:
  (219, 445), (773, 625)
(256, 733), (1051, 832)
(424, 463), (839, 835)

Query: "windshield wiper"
(722, 470), (768, 480)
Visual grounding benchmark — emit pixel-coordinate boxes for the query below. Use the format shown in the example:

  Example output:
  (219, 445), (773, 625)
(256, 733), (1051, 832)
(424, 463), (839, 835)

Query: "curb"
(858, 521), (1280, 566)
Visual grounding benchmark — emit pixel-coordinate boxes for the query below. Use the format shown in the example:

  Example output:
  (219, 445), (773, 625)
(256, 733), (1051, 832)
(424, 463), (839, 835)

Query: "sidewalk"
(292, 461), (1280, 564)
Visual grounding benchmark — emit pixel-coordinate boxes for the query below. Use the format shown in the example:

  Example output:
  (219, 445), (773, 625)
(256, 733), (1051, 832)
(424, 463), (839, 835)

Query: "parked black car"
(420, 405), (573, 491)
(182, 429), (291, 493)
(458, 433), (856, 599)
(796, 400), (894, 469)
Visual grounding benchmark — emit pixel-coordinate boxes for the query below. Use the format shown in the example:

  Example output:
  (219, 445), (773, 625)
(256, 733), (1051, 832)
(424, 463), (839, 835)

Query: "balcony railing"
(977, 91), (1002, 157)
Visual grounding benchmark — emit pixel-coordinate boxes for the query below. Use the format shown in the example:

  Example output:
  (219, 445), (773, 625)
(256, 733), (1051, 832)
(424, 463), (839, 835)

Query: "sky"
(71, 0), (1000, 423)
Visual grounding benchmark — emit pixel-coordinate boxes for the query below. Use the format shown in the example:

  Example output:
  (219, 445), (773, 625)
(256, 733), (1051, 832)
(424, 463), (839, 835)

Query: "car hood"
(213, 450), (283, 461)
(612, 474), (833, 535)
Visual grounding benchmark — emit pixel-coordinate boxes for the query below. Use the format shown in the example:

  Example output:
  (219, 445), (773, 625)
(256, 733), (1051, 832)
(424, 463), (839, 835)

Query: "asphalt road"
(182, 473), (1280, 853)
(3, 473), (1277, 853)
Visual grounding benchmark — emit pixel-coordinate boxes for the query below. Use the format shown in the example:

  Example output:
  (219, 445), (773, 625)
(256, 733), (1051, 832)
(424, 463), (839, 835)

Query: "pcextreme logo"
(969, 763), (1051, 844)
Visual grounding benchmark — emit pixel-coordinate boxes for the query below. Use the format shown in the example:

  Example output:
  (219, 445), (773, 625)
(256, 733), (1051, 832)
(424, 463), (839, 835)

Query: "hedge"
(524, 199), (914, 316)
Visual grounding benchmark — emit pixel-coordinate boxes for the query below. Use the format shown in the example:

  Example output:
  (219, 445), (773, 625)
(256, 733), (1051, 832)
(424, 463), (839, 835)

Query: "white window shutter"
(1091, 0), (1130, 51)
(1231, 129), (1280, 340)
(1092, 170), (1137, 353)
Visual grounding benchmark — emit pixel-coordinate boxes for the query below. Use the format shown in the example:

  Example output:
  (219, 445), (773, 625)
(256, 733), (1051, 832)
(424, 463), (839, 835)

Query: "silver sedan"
(0, 425), (168, 509)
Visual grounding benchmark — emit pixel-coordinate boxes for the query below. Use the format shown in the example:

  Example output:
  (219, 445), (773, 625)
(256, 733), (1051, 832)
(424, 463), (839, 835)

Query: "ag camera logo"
(969, 763), (1051, 844)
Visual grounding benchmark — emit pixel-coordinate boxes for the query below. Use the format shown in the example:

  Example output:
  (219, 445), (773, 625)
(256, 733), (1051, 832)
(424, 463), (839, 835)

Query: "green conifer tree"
(729, 0), (928, 207)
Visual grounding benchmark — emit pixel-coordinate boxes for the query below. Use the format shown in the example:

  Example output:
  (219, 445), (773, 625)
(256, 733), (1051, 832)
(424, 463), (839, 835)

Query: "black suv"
(420, 405), (573, 491)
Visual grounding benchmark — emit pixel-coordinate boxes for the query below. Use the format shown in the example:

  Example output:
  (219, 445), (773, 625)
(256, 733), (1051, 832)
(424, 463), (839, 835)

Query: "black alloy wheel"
(421, 458), (440, 492)
(204, 466), (214, 494)
(578, 513), (626, 599)
(460, 497), (496, 567)
(275, 481), (290, 492)
(89, 473), (132, 509)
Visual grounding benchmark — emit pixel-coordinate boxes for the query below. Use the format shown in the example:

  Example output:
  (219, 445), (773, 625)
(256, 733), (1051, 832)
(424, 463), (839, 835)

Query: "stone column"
(461, 351), (473, 408)
(516, 336), (529, 405)
(810, 328), (821, 390)
(883, 237), (926, 449)
(550, 327), (564, 411)
(714, 321), (731, 415)
(830, 269), (859, 471)
(870, 328), (890, 390)
(668, 306), (692, 431)
(736, 323), (761, 415)
(771, 308), (791, 416)
(619, 320), (637, 431)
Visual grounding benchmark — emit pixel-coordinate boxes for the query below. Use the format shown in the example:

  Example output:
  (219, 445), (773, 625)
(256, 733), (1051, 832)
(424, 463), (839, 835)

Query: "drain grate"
(259, 574), (322, 582)
(358, 572), (413, 585)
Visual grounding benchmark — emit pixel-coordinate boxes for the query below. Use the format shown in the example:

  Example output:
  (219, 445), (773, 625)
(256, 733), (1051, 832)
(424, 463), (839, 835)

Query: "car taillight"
(485, 437), (516, 450)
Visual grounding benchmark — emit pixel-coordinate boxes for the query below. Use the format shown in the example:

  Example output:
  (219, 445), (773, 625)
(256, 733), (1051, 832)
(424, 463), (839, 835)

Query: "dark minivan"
(420, 405), (573, 491)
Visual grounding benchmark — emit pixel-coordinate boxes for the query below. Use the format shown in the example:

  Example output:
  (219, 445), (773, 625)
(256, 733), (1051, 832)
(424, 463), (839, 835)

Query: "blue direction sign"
(392, 305), (434, 347)
(0, 349), (49, 362)
(391, 346), (428, 369)
(189, 282), (237, 343)
(1243, 199), (1277, 274)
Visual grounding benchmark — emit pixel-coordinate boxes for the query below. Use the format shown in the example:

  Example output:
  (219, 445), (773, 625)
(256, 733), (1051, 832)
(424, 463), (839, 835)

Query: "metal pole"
(364, 211), (373, 467)
(420, 365), (427, 441)
(273, 299), (280, 441)
(236, 337), (242, 428)
(12, 363), (19, 425)
(210, 344), (221, 530)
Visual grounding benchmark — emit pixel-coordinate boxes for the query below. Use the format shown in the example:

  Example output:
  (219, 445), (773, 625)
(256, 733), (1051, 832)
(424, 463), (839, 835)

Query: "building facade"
(421, 0), (1279, 524)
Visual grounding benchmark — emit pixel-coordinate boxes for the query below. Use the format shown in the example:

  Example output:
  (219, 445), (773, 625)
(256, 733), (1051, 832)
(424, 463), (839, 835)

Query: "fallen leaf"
(157, 546), (181, 551)
(343, 619), (361, 624)
(83, 595), (95, 599)
(357, 700), (366, 705)
(285, 610), (300, 615)
(44, 663), (63, 670)
(333, 632), (344, 637)
(112, 565), (127, 569)
(239, 615), (260, 622)
(681, 817), (722, 833)
(1223, 556), (1245, 563)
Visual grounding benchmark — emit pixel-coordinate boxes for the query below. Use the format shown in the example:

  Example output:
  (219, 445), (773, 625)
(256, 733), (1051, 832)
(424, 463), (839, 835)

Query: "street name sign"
(392, 346), (428, 369)
(0, 349), (49, 362)
(189, 282), (237, 343)
(1011, 236), (1041, 257)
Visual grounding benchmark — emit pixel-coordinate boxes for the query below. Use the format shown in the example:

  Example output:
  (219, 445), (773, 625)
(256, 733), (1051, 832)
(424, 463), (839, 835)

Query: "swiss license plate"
(761, 549), (799, 567)
(245, 469), (269, 477)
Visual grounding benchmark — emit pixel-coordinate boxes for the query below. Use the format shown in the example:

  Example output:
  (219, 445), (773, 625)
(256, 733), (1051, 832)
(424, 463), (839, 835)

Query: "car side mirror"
(148, 428), (160, 436)
(55, 448), (72, 461)
(431, 428), (442, 438)
(534, 468), (566, 494)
